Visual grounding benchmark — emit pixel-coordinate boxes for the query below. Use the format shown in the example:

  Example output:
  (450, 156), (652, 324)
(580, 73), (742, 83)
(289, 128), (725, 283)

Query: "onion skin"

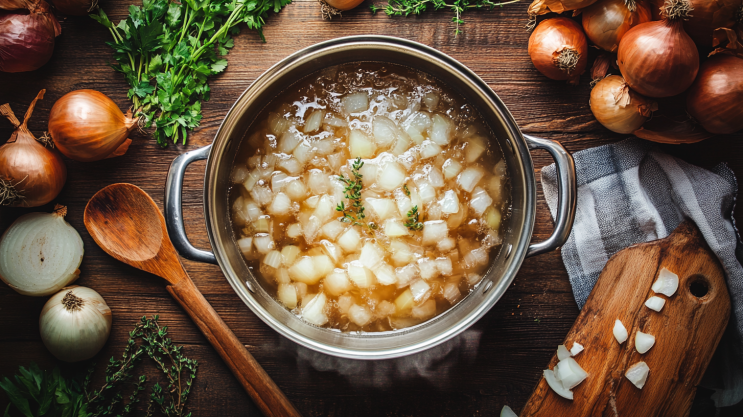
(528, 0), (599, 15)
(0, 90), (67, 207)
(322, 0), (363, 11)
(528, 17), (588, 84)
(0, 0), (60, 73)
(582, 0), (652, 52)
(590, 75), (657, 134)
(683, 0), (742, 47)
(49, 0), (95, 15)
(687, 54), (743, 134)
(617, 19), (699, 97)
(49, 90), (138, 162)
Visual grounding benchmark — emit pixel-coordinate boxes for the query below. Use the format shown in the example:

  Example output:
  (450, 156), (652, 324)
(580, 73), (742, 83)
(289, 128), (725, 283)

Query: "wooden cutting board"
(520, 220), (730, 417)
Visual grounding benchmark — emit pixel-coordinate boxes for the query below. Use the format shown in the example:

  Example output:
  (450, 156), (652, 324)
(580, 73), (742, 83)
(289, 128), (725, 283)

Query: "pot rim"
(202, 35), (537, 360)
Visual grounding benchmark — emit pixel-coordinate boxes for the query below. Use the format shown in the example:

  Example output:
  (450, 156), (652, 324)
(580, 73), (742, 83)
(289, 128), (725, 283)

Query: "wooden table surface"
(1, 1), (742, 416)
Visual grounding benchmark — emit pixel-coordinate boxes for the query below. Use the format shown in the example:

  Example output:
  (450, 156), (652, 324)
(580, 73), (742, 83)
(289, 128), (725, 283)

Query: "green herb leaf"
(404, 205), (424, 231)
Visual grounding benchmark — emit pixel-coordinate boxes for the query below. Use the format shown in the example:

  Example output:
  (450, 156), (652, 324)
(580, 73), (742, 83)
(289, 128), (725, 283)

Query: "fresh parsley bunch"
(92, 0), (292, 147)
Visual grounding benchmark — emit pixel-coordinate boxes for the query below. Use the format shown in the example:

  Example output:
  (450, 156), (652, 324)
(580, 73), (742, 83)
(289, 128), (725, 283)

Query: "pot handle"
(165, 144), (218, 264)
(523, 135), (576, 258)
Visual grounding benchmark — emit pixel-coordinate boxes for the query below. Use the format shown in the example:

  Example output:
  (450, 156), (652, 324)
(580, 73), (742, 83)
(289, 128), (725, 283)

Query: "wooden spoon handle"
(166, 279), (302, 417)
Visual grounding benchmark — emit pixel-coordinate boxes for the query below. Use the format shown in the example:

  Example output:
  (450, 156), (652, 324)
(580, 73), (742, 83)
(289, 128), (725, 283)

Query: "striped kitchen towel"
(541, 137), (743, 407)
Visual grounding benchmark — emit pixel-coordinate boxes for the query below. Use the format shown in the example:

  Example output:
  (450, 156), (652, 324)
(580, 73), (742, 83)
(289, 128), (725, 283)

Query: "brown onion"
(687, 54), (743, 134)
(49, 0), (96, 15)
(582, 0), (652, 52)
(617, 0), (699, 97)
(528, 0), (599, 16)
(49, 90), (138, 162)
(319, 0), (363, 18)
(0, 0), (60, 73)
(0, 90), (67, 207)
(528, 17), (588, 84)
(590, 75), (657, 133)
(683, 0), (742, 47)
(634, 116), (714, 143)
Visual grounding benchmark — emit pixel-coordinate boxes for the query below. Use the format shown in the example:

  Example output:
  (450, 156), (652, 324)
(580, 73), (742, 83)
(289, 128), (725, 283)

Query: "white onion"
(377, 160), (407, 191)
(613, 319), (628, 344)
(417, 181), (437, 204)
(250, 185), (273, 207)
(289, 256), (320, 284)
(395, 264), (419, 288)
(394, 189), (414, 220)
(341, 92), (369, 115)
(281, 245), (301, 266)
(402, 112), (431, 144)
(443, 158), (463, 180)
(232, 166), (249, 183)
(304, 109), (324, 133)
(625, 361), (649, 389)
(419, 140), (443, 159)
(435, 257), (453, 276)
(286, 223), (302, 239)
(411, 300), (436, 319)
(635, 331), (655, 354)
(373, 262), (398, 285)
(418, 258), (440, 280)
(437, 237), (456, 252)
(293, 140), (315, 164)
(39, 286), (112, 362)
(276, 268), (291, 284)
(470, 187), (494, 216)
(347, 261), (375, 288)
(384, 218), (409, 237)
(268, 112), (291, 134)
(500, 405), (517, 417)
(429, 114), (453, 145)
(428, 166), (445, 188)
(277, 157), (303, 176)
(410, 279), (432, 303)
(645, 296), (666, 312)
(321, 220), (346, 240)
(324, 269), (352, 296)
(301, 293), (328, 326)
(268, 192), (292, 216)
(570, 342), (584, 356)
(443, 282), (461, 304)
(348, 304), (373, 327)
(277, 283), (298, 308)
(349, 130), (376, 158)
(278, 130), (302, 153)
(366, 198), (397, 221)
(237, 237), (254, 257)
(651, 267), (679, 297)
(373, 115), (402, 148)
(312, 255), (335, 278)
(302, 215), (322, 244)
(544, 369), (574, 400)
(457, 166), (485, 193)
(0, 207), (84, 296)
(320, 240), (342, 263)
(270, 172), (289, 192)
(557, 344), (571, 360)
(263, 250), (282, 269)
(308, 169), (330, 195)
(313, 195), (335, 224)
(422, 92), (439, 110)
(555, 357), (588, 389)
(422, 220), (448, 246)
(337, 227), (361, 253)
(467, 273), (482, 286)
(324, 112), (347, 127)
(359, 242), (385, 269)
(463, 248), (489, 269)
(243, 170), (259, 192)
(465, 135), (488, 163)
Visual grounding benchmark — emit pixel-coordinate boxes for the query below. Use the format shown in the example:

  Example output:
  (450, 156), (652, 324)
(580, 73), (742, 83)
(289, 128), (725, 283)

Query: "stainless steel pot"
(164, 35), (576, 360)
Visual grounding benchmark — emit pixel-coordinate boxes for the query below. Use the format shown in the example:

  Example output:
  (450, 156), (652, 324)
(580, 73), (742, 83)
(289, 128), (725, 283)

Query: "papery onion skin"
(582, 0), (652, 52)
(40, 286), (112, 362)
(528, 17), (589, 84)
(683, 0), (743, 47)
(0, 0), (61, 73)
(617, 3), (699, 97)
(49, 0), (96, 15)
(49, 90), (138, 162)
(0, 90), (67, 207)
(590, 75), (657, 134)
(322, 0), (363, 11)
(528, 0), (599, 16)
(687, 54), (743, 134)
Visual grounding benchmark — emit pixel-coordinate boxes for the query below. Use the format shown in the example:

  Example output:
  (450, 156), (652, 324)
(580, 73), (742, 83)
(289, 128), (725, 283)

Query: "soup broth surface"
(229, 63), (511, 332)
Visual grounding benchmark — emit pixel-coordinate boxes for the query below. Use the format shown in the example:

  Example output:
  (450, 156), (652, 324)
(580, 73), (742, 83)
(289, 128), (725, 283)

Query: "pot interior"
(205, 36), (535, 359)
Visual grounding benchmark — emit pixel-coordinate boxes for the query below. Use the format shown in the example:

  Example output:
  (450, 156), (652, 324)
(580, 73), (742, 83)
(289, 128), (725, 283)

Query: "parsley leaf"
(93, 0), (292, 147)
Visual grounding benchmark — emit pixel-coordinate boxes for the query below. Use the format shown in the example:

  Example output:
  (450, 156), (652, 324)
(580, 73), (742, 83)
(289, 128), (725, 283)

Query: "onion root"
(662, 0), (693, 20)
(319, 0), (342, 19)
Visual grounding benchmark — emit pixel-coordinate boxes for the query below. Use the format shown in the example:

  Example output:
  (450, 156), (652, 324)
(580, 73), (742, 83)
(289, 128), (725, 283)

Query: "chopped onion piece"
(319, 240), (342, 263)
(337, 227), (362, 253)
(312, 195), (335, 224)
(635, 331), (655, 354)
(308, 169), (330, 195)
(321, 220), (345, 240)
(286, 223), (302, 239)
(342, 92), (369, 114)
(625, 361), (650, 389)
(366, 198), (397, 221)
(312, 255), (334, 278)
(280, 245), (300, 266)
(348, 304), (373, 327)
(465, 135), (487, 163)
(283, 178), (308, 200)
(437, 237), (456, 252)
(440, 190), (460, 214)
(429, 114), (453, 145)
(289, 256), (320, 284)
(470, 187), (494, 216)
(263, 250), (282, 269)
(443, 158), (463, 180)
(275, 268), (290, 284)
(293, 140), (315, 164)
(570, 342), (584, 356)
(645, 296), (666, 312)
(652, 267), (679, 297)
(613, 319), (628, 344)
(422, 220), (448, 246)
(384, 218), (409, 237)
(410, 279), (432, 303)
(347, 262), (375, 288)
(443, 282), (461, 304)
(253, 234), (275, 254)
(250, 185), (273, 207)
(304, 109), (324, 133)
(277, 284), (298, 309)
(324, 270), (352, 296)
(417, 181), (437, 204)
(457, 166), (485, 193)
(372, 116), (401, 148)
(544, 369), (573, 400)
(349, 130), (376, 158)
(359, 242), (385, 270)
(557, 344), (571, 360)
(419, 140), (443, 159)
(277, 157), (303, 176)
(560, 357), (588, 389)
(463, 248), (489, 269)
(301, 293), (328, 326)
(373, 263), (398, 286)
(394, 188), (414, 218)
(500, 405), (517, 417)
(394, 289), (415, 312)
(268, 192), (292, 216)
(435, 257), (453, 276)
(278, 130), (302, 153)
(237, 237), (253, 257)
(402, 112), (431, 144)
(417, 258), (440, 280)
(377, 160), (407, 191)
(302, 215), (322, 244)
(411, 299), (436, 319)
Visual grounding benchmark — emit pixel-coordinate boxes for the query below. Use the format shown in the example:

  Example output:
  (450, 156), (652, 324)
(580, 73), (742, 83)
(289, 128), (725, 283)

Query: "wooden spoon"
(84, 183), (301, 417)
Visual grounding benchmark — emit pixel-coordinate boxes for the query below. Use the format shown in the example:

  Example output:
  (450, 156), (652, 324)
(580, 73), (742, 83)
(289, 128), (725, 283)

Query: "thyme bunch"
(404, 205), (424, 231)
